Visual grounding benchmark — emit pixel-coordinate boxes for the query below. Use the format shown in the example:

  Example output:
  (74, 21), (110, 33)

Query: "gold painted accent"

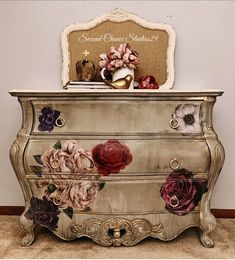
(169, 158), (180, 170)
(169, 118), (179, 129)
(103, 75), (133, 89)
(71, 217), (163, 246)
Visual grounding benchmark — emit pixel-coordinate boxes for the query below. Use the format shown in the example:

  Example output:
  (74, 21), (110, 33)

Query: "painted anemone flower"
(171, 104), (202, 134)
(38, 106), (60, 132)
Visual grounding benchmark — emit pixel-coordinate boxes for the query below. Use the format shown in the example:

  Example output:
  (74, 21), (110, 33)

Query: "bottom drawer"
(27, 168), (208, 218)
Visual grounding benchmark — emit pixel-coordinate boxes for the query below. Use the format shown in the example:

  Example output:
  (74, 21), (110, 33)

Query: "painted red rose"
(92, 140), (132, 176)
(160, 168), (208, 216)
(138, 75), (159, 89)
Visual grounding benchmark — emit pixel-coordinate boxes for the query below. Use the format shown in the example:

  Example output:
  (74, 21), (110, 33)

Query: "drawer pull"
(53, 196), (62, 206)
(51, 159), (60, 168)
(170, 195), (179, 208)
(169, 118), (179, 129)
(108, 228), (126, 239)
(55, 116), (66, 127)
(169, 158), (180, 170)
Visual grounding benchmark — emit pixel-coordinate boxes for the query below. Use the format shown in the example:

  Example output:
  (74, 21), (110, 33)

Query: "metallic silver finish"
(9, 89), (224, 247)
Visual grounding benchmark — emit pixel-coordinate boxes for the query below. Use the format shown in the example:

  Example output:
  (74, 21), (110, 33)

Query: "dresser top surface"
(9, 89), (223, 97)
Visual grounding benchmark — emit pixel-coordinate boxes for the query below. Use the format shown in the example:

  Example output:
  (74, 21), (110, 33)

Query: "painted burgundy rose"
(160, 168), (208, 216)
(56, 177), (99, 210)
(25, 196), (59, 230)
(92, 140), (132, 176)
(38, 106), (60, 132)
(138, 75), (159, 89)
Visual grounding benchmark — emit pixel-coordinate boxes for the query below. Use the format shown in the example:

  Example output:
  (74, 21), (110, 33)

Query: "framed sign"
(61, 8), (176, 89)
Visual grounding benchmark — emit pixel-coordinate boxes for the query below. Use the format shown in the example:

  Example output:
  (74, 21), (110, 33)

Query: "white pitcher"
(101, 67), (134, 89)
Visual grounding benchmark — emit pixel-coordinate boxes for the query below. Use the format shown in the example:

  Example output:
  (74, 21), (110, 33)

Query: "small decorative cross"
(83, 50), (90, 58)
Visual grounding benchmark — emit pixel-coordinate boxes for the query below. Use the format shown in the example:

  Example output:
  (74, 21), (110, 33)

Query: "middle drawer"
(24, 138), (210, 175)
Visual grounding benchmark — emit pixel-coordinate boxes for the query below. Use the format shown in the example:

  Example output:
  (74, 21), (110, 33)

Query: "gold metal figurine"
(103, 74), (133, 89)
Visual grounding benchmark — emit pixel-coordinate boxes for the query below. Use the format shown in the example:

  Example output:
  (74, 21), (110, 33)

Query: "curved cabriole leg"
(200, 142), (225, 248)
(10, 141), (35, 246)
(199, 196), (216, 248)
(200, 231), (214, 248)
(19, 207), (35, 246)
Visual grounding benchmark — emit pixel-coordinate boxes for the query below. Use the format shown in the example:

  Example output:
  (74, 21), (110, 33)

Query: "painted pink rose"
(40, 140), (94, 189)
(58, 177), (99, 210)
(160, 168), (208, 216)
(41, 149), (76, 174)
(92, 140), (132, 176)
(138, 75), (159, 89)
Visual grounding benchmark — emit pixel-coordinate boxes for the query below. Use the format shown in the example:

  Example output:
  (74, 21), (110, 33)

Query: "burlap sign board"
(61, 9), (176, 89)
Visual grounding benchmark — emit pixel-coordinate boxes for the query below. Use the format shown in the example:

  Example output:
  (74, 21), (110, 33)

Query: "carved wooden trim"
(70, 217), (163, 246)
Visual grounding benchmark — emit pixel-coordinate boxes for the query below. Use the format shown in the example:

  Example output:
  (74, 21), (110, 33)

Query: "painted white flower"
(172, 104), (202, 134)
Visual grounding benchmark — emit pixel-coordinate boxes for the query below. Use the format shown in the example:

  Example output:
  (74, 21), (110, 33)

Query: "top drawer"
(31, 100), (203, 135)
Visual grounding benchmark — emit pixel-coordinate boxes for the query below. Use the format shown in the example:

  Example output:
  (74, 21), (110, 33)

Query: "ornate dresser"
(9, 89), (224, 247)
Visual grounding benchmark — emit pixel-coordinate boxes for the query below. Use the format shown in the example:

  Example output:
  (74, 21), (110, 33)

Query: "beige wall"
(0, 1), (234, 208)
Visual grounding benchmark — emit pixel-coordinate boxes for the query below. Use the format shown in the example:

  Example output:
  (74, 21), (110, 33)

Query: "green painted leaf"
(63, 207), (73, 219)
(30, 166), (42, 177)
(53, 140), (62, 149)
(33, 154), (43, 165)
(98, 182), (106, 191)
